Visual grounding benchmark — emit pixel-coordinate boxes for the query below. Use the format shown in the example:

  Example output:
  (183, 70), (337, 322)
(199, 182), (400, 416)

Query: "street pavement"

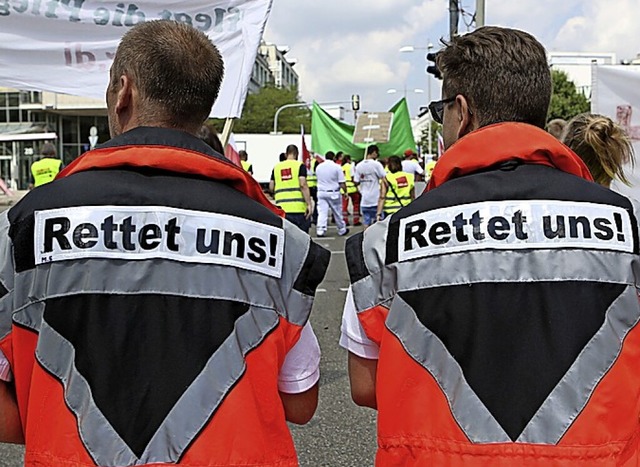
(0, 217), (378, 466)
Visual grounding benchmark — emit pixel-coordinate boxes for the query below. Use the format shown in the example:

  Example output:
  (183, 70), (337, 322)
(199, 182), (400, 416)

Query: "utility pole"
(476, 0), (485, 28)
(449, 0), (459, 39)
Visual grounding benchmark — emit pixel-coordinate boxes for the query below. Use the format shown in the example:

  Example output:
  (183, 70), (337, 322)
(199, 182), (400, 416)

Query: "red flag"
(437, 133), (445, 158)
(225, 133), (242, 167)
(301, 125), (311, 170)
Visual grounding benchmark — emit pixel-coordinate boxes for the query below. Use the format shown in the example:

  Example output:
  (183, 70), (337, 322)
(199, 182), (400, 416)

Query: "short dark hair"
(367, 145), (379, 156)
(325, 151), (335, 161)
(387, 155), (402, 173)
(286, 144), (299, 157)
(436, 26), (551, 129)
(110, 20), (224, 130)
(279, 152), (286, 162)
(41, 142), (57, 157)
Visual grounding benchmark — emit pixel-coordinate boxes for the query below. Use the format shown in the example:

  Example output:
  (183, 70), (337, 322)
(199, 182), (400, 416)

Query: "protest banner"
(0, 0), (272, 118)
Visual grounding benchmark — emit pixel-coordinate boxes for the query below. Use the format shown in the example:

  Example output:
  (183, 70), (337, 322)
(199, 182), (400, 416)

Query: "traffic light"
(351, 94), (361, 111)
(426, 52), (442, 80)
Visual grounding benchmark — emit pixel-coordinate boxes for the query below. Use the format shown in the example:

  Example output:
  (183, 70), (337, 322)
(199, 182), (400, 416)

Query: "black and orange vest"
(346, 123), (640, 466)
(0, 127), (329, 466)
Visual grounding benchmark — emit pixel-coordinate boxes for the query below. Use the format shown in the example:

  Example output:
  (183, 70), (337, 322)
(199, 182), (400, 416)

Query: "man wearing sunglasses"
(342, 26), (640, 466)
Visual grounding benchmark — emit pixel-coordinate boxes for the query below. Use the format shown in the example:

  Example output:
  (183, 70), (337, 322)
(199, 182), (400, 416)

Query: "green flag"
(311, 98), (417, 161)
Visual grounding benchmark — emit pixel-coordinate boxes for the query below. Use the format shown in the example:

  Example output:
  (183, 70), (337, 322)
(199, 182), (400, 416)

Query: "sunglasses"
(428, 97), (456, 124)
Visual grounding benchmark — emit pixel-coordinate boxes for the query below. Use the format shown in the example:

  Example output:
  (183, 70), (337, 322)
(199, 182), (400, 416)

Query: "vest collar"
(427, 123), (593, 191)
(58, 127), (284, 217)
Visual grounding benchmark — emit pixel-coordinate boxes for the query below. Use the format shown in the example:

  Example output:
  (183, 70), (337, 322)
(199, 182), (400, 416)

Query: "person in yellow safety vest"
(239, 150), (253, 175)
(30, 142), (63, 189)
(269, 144), (313, 233)
(377, 155), (415, 220)
(341, 155), (361, 226)
(425, 154), (439, 182)
(307, 158), (319, 225)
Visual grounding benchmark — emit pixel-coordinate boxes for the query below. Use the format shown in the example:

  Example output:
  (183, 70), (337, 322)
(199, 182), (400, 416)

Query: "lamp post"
(386, 87), (424, 99)
(400, 42), (435, 155)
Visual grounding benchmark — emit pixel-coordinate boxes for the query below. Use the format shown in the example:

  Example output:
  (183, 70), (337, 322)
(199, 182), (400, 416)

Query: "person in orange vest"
(0, 21), (330, 467)
(29, 142), (63, 189)
(341, 26), (640, 466)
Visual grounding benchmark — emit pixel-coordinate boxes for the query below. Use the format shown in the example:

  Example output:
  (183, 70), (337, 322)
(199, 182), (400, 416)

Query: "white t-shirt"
(0, 322), (321, 394)
(402, 159), (424, 176)
(315, 159), (345, 192)
(354, 159), (386, 207)
(339, 287), (380, 359)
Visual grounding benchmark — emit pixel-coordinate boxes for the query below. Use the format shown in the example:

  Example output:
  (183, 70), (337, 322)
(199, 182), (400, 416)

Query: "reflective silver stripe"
(0, 211), (14, 340)
(12, 221), (314, 328)
(386, 295), (511, 443)
(351, 247), (636, 313)
(518, 285), (640, 443)
(28, 303), (279, 466)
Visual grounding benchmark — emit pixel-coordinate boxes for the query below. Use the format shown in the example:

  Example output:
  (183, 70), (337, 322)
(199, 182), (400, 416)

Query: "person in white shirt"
(401, 149), (424, 181)
(315, 151), (349, 237)
(353, 145), (386, 228)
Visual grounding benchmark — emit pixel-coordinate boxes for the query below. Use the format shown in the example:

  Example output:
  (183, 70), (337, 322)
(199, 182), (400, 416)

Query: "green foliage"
(419, 121), (442, 155)
(548, 70), (590, 123)
(210, 84), (311, 134)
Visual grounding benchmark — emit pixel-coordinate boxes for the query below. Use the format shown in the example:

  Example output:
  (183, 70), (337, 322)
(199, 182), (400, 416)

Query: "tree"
(210, 84), (311, 134)
(548, 70), (590, 123)
(419, 121), (443, 156)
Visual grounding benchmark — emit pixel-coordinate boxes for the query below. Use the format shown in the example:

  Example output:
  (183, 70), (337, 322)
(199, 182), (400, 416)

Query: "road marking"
(313, 237), (336, 240)
(317, 288), (327, 293)
(331, 251), (345, 254)
(339, 287), (349, 292)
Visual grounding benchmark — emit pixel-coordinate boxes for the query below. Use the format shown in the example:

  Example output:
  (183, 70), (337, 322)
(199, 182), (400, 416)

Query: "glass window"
(8, 109), (19, 122)
(62, 117), (79, 144)
(8, 94), (18, 107)
(0, 93), (5, 107)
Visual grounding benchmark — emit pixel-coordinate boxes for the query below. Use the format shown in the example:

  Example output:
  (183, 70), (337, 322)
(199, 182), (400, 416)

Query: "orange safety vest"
(0, 129), (328, 467)
(350, 124), (640, 466)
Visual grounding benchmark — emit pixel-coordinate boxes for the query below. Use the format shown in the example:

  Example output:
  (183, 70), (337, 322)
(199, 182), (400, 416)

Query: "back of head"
(367, 145), (379, 158)
(239, 150), (248, 161)
(109, 20), (224, 133)
(197, 123), (224, 154)
(41, 142), (57, 158)
(279, 152), (286, 162)
(343, 155), (352, 164)
(562, 113), (635, 187)
(436, 26), (551, 129)
(546, 119), (567, 140)
(286, 144), (299, 159)
(387, 156), (402, 173)
(325, 151), (335, 161)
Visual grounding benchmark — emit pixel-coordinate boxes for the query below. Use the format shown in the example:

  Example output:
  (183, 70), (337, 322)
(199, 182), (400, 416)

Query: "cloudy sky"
(263, 0), (640, 119)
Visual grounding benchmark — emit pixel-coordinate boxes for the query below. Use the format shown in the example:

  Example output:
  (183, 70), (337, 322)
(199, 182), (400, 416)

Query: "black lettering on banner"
(247, 237), (267, 263)
(470, 211), (485, 241)
(543, 215), (565, 239)
(119, 216), (137, 251)
(405, 220), (428, 251)
(593, 218), (614, 241)
(164, 218), (181, 252)
(138, 224), (161, 250)
(512, 210), (528, 240)
(488, 216), (510, 240)
(72, 223), (98, 249)
(223, 232), (245, 258)
(195, 229), (220, 254)
(569, 216), (591, 239)
(452, 213), (469, 242)
(44, 217), (71, 252)
(100, 216), (118, 249)
(429, 222), (451, 245)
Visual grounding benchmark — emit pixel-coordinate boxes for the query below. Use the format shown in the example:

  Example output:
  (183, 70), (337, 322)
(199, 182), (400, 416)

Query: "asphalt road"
(0, 221), (377, 466)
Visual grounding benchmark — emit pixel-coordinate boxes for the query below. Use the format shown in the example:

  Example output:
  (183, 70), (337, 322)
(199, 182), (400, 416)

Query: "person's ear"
(114, 75), (134, 115)
(455, 95), (476, 139)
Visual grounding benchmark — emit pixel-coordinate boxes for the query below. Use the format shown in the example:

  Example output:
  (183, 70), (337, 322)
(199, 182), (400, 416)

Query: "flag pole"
(221, 118), (235, 147)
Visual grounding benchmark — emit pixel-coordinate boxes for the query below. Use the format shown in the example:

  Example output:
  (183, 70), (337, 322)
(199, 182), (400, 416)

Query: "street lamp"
(400, 42), (435, 155)
(386, 87), (424, 98)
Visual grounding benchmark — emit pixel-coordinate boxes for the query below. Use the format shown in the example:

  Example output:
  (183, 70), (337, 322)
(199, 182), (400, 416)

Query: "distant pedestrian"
(353, 145), (386, 228)
(239, 150), (253, 175)
(270, 144), (312, 233)
(29, 142), (63, 189)
(315, 151), (349, 237)
(377, 155), (415, 220)
(402, 149), (424, 181)
(341, 155), (361, 226)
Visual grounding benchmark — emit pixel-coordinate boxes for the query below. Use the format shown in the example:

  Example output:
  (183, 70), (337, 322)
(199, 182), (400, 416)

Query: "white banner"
(398, 200), (634, 262)
(0, 0), (272, 118)
(592, 65), (640, 200)
(34, 205), (285, 278)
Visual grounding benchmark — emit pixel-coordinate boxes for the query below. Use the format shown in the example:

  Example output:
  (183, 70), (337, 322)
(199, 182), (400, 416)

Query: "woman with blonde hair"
(562, 113), (635, 188)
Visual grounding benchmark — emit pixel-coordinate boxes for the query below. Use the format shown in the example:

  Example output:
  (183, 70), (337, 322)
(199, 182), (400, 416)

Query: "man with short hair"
(239, 149), (253, 174)
(0, 20), (329, 466)
(341, 155), (361, 226)
(353, 145), (386, 228)
(270, 144), (313, 233)
(29, 142), (63, 189)
(315, 151), (349, 237)
(342, 26), (640, 465)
